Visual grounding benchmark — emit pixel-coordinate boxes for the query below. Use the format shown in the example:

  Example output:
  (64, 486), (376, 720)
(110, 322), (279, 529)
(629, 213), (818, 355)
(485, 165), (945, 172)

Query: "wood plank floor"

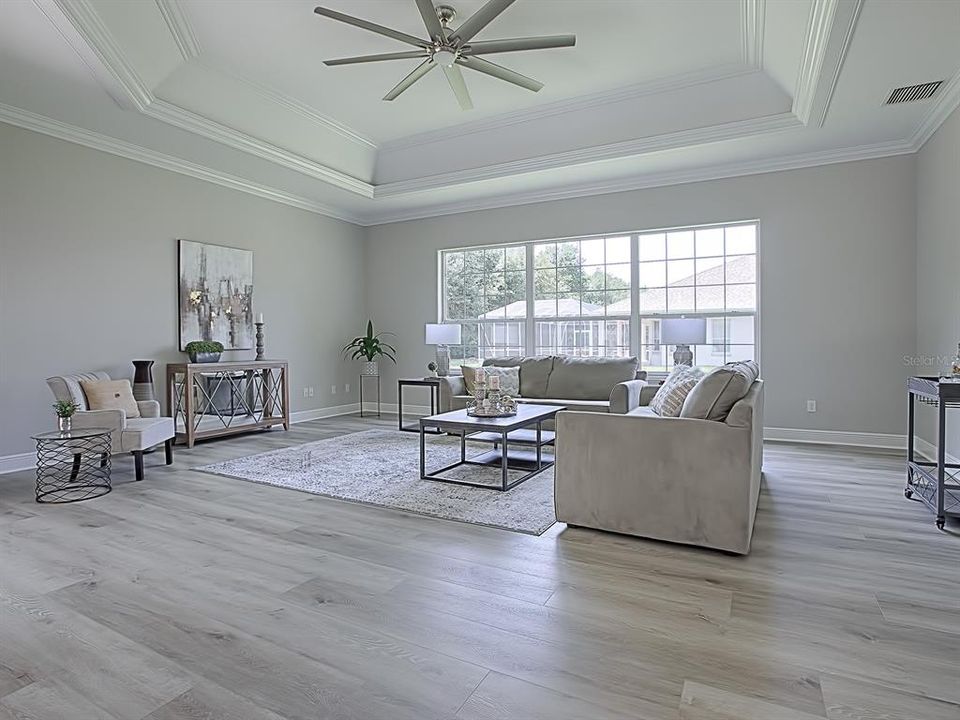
(1, 415), (958, 720)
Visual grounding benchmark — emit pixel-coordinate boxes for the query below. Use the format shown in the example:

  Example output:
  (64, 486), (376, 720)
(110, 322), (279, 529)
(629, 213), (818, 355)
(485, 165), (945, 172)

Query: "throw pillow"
(461, 365), (481, 394)
(461, 365), (521, 396)
(80, 379), (141, 418)
(649, 366), (704, 417)
(680, 359), (759, 421)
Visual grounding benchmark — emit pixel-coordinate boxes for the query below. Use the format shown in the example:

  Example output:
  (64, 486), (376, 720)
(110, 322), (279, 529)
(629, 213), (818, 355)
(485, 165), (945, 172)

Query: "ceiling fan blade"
(449, 0), (516, 44)
(457, 56), (543, 92)
(324, 50), (428, 66)
(414, 0), (445, 40)
(464, 35), (576, 55)
(383, 59), (437, 101)
(314, 6), (427, 48)
(442, 63), (473, 110)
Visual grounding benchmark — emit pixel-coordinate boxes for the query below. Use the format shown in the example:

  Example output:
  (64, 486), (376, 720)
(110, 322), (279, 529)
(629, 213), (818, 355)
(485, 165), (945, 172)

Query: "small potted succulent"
(52, 400), (80, 433)
(185, 340), (224, 363)
(342, 320), (396, 376)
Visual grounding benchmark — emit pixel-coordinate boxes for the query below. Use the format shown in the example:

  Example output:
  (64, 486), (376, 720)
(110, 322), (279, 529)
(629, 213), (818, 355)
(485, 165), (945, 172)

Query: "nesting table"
(419, 404), (562, 491)
(32, 427), (112, 503)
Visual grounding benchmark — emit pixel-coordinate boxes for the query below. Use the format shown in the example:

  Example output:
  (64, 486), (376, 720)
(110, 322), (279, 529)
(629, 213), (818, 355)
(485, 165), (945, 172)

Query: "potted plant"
(185, 340), (224, 363)
(342, 320), (396, 376)
(52, 400), (80, 432)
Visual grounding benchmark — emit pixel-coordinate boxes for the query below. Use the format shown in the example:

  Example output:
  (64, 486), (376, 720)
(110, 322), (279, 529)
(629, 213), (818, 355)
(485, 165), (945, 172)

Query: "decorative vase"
(189, 352), (222, 363)
(361, 360), (379, 376)
(132, 360), (156, 401)
(57, 416), (72, 433)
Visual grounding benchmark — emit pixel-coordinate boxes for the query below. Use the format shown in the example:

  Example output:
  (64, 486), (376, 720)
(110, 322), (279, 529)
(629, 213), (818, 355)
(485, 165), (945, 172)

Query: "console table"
(906, 376), (960, 529)
(166, 360), (290, 447)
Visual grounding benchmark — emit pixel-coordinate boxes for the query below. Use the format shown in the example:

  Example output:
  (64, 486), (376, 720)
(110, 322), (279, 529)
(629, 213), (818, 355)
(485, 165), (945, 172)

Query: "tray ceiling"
(1, 0), (958, 225)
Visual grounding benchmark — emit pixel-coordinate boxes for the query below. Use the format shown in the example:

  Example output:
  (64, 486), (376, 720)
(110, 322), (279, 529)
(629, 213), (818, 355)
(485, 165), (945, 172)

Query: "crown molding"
(741, 0), (765, 69)
(201, 62), (378, 150)
(143, 99), (374, 196)
(155, 0), (201, 61)
(374, 111), (801, 198)
(911, 68), (960, 149)
(364, 138), (915, 225)
(793, 0), (862, 127)
(379, 64), (758, 153)
(0, 103), (363, 224)
(52, 0), (153, 111)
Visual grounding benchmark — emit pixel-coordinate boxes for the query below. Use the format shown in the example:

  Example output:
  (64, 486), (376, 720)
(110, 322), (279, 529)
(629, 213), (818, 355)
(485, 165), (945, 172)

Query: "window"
(439, 221), (758, 372)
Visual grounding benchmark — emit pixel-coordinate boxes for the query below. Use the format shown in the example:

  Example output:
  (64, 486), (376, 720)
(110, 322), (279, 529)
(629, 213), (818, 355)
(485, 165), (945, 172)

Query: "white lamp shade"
(425, 323), (461, 345)
(661, 317), (707, 345)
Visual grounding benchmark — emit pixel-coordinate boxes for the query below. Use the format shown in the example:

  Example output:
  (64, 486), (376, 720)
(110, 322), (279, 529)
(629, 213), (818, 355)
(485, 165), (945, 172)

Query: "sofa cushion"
(484, 356), (555, 398)
(522, 398), (610, 413)
(681, 359), (760, 421)
(649, 366), (704, 417)
(545, 356), (638, 401)
(80, 379), (141, 418)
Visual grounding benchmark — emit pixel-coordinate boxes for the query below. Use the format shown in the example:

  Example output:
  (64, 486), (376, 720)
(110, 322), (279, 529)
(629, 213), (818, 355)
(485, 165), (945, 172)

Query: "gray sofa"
(555, 378), (764, 554)
(436, 356), (648, 419)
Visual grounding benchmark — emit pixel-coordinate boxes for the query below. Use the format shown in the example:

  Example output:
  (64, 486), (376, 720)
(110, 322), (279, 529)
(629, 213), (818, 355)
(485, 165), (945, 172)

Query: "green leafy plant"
(52, 400), (80, 418)
(185, 340), (224, 354)
(342, 320), (396, 363)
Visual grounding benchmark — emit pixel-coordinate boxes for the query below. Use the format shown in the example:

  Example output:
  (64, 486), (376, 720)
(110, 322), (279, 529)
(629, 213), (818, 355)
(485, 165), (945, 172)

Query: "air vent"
(885, 81), (943, 105)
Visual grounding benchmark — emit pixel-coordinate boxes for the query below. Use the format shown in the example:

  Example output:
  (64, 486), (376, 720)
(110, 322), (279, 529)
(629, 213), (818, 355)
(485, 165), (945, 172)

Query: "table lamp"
(661, 317), (706, 367)
(425, 323), (461, 377)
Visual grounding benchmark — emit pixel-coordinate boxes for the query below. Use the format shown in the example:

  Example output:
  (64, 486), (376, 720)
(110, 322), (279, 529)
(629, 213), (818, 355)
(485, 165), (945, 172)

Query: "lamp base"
(435, 345), (451, 377)
(672, 344), (694, 367)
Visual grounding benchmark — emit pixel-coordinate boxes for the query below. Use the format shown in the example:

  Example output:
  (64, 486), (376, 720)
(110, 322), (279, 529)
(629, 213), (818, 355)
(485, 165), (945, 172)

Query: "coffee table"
(419, 404), (563, 491)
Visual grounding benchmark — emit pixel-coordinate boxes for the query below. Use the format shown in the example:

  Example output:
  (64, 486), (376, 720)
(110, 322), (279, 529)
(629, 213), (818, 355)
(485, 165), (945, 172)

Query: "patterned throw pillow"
(461, 366), (521, 396)
(649, 366), (705, 417)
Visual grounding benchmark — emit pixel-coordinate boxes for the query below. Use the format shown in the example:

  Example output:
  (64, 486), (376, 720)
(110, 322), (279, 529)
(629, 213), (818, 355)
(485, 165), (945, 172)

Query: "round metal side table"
(32, 428), (113, 503)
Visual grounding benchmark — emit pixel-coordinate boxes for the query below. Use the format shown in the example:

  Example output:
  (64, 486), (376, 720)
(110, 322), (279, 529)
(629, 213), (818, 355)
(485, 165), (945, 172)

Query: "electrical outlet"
(302, 387), (309, 398)
(806, 400), (817, 413)
(308, 387), (315, 398)
(345, 383), (350, 394)
(330, 385), (336, 395)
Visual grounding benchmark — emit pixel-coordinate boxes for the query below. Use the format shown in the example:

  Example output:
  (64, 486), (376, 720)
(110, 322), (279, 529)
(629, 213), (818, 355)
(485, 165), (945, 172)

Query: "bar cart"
(906, 376), (960, 529)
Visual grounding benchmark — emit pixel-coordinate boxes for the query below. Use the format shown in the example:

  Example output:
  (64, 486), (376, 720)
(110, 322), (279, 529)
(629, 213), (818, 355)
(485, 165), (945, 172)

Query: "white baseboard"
(290, 403), (360, 424)
(0, 452), (35, 475)
(763, 427), (907, 450)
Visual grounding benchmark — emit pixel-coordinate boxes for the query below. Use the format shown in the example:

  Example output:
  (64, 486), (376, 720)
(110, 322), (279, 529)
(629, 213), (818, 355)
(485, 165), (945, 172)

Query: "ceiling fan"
(313, 0), (576, 110)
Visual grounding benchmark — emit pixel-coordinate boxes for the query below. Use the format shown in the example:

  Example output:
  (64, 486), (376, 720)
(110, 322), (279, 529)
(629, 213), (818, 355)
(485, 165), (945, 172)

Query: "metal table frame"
(398, 378), (442, 433)
(359, 374), (381, 418)
(419, 406), (561, 491)
(32, 427), (113, 503)
(906, 375), (960, 529)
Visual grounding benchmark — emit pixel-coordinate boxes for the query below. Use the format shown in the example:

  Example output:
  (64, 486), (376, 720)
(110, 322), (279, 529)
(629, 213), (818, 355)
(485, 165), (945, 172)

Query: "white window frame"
(437, 221), (760, 373)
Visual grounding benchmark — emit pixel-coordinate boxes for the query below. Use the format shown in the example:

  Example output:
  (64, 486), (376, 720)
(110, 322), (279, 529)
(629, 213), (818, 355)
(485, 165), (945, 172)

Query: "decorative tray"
(466, 407), (517, 418)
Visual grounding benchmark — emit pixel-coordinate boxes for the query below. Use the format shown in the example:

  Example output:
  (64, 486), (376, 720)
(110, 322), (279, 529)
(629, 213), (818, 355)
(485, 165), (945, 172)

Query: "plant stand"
(359, 374), (381, 418)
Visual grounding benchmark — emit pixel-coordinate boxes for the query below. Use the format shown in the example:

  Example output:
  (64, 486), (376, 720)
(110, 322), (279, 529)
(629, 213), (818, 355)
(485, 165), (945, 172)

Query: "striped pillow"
(649, 366), (705, 417)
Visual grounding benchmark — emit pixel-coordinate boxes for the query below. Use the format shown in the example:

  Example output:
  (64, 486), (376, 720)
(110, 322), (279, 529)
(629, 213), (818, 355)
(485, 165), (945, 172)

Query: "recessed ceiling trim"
(740, 0), (765, 68)
(155, 0), (201, 61)
(365, 139), (917, 225)
(203, 62), (378, 150)
(0, 103), (363, 224)
(910, 69), (960, 147)
(379, 64), (758, 152)
(374, 111), (801, 198)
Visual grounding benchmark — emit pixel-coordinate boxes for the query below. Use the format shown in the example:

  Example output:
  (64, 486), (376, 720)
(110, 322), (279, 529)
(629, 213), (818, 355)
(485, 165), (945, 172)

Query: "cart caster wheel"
(904, 488), (913, 499)
(936, 518), (945, 530)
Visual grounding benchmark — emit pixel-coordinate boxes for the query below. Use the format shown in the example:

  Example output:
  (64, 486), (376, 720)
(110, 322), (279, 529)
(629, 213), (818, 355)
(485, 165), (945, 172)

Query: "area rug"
(195, 429), (557, 535)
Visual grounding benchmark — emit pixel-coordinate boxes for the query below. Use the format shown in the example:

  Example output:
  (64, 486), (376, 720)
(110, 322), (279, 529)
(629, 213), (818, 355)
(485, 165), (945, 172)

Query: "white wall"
(916, 103), (960, 456)
(364, 155), (918, 437)
(0, 123), (366, 458)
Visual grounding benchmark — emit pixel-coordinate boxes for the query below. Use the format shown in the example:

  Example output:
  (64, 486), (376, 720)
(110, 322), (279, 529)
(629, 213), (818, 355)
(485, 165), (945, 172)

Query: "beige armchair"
(555, 380), (764, 554)
(46, 371), (175, 481)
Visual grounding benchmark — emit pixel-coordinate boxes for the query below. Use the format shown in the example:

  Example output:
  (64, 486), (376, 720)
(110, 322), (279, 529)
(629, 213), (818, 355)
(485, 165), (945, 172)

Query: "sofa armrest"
(609, 379), (648, 414)
(436, 375), (465, 412)
(137, 400), (161, 418)
(555, 410), (758, 554)
(72, 409), (125, 433)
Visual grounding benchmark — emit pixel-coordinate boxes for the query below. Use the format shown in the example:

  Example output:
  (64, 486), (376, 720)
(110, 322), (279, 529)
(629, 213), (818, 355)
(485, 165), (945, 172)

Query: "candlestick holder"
(255, 322), (265, 360)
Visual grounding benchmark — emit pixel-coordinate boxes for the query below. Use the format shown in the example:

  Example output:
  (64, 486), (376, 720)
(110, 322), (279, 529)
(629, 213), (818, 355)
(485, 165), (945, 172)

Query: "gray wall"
(0, 123), (366, 457)
(916, 104), (960, 455)
(364, 155), (918, 436)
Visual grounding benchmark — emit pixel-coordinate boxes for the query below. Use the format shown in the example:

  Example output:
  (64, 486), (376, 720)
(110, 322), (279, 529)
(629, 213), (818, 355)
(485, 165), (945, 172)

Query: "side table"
(32, 428), (112, 503)
(398, 378), (442, 433)
(906, 376), (960, 529)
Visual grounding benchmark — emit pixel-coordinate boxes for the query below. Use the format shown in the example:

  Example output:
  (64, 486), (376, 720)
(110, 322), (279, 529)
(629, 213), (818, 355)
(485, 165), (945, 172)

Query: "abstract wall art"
(178, 240), (253, 351)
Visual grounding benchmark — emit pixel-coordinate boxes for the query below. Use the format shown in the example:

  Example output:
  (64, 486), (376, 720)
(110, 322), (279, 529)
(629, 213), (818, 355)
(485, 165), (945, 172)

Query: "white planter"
(361, 361), (379, 376)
